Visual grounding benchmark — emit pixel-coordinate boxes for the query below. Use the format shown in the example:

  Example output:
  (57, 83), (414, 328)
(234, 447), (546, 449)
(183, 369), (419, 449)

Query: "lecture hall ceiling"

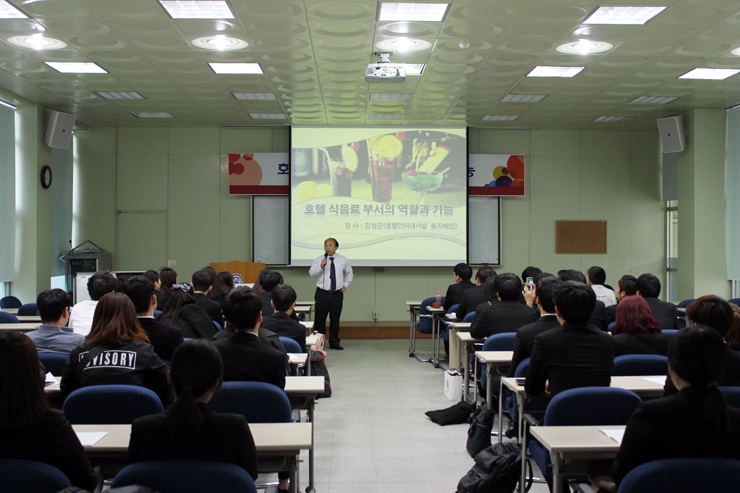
(0, 0), (739, 131)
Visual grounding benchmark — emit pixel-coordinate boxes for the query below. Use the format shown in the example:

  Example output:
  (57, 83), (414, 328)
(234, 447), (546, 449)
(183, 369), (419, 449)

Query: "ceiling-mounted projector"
(365, 52), (406, 83)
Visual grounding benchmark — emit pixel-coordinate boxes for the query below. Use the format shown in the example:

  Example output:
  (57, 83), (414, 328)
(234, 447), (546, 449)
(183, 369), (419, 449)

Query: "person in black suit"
(605, 275), (638, 324)
(559, 269), (608, 331)
(525, 281), (614, 397)
(456, 266), (495, 319)
(611, 295), (673, 356)
(636, 273), (678, 329)
(261, 284), (307, 352)
(116, 275), (183, 361)
(158, 285), (216, 339)
(128, 340), (258, 481)
(663, 295), (740, 395)
(192, 269), (225, 329)
(443, 263), (476, 312)
(509, 276), (563, 376)
(213, 287), (287, 389)
(0, 332), (97, 490)
(470, 273), (538, 340)
(591, 327), (740, 492)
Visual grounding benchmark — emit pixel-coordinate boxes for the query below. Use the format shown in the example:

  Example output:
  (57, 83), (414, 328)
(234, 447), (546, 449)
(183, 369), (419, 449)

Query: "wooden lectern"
(209, 261), (266, 285)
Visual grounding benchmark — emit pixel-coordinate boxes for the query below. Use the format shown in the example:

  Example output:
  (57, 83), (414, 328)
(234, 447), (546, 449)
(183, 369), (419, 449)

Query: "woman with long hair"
(128, 339), (258, 479)
(725, 302), (740, 351)
(157, 267), (178, 310)
(157, 284), (216, 339)
(0, 333), (97, 490)
(611, 295), (673, 356)
(218, 271), (235, 294)
(60, 292), (169, 404)
(202, 266), (229, 303)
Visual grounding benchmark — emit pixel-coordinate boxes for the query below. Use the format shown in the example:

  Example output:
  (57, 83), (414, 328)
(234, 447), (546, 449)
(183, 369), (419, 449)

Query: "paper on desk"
(643, 376), (666, 385)
(601, 429), (624, 444)
(44, 372), (56, 385)
(76, 432), (108, 446)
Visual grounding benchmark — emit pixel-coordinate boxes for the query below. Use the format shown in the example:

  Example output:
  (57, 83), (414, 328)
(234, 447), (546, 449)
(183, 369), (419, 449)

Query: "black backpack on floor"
(457, 442), (530, 493)
(310, 350), (332, 398)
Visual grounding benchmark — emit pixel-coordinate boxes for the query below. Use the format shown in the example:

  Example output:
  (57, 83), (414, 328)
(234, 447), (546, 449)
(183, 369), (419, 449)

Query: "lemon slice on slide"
(341, 145), (359, 172)
(377, 135), (403, 160)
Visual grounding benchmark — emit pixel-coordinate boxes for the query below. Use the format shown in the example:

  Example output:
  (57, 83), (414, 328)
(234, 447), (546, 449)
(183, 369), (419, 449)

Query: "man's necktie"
(329, 257), (336, 292)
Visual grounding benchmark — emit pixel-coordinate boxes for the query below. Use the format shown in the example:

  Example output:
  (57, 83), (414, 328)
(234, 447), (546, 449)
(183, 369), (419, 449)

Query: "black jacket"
(590, 300), (609, 332)
(470, 300), (538, 340)
(456, 285), (487, 319)
(0, 413), (97, 490)
(611, 331), (673, 357)
(212, 332), (287, 389)
(60, 339), (170, 405)
(129, 404), (258, 480)
(160, 304), (216, 339)
(525, 321), (614, 397)
(611, 386), (740, 485)
(261, 313), (307, 352)
(643, 296), (678, 329)
(213, 326), (286, 354)
(194, 293), (225, 329)
(508, 314), (560, 377)
(137, 317), (184, 361)
(443, 279), (476, 312)
(663, 345), (740, 396)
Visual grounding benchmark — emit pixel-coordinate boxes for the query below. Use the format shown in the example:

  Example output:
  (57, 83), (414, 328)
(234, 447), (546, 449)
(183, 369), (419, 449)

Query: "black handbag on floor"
(425, 401), (475, 426)
(457, 442), (530, 493)
(466, 405), (494, 457)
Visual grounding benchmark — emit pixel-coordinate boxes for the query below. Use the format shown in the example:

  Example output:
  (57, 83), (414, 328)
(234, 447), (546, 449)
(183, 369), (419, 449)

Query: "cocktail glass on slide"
(402, 171), (444, 205)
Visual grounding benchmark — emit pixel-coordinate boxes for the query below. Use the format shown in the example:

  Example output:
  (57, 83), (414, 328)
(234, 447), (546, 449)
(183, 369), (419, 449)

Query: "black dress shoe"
(330, 345), (344, 350)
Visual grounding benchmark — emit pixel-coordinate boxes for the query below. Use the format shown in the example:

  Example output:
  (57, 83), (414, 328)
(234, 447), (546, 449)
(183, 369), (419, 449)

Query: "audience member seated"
(201, 266), (230, 304)
(26, 289), (84, 353)
(469, 275), (499, 328)
(508, 276), (562, 376)
(663, 295), (740, 395)
(560, 269), (608, 331)
(611, 296), (673, 356)
(587, 266), (617, 307)
(128, 339), (258, 481)
(592, 326), (740, 492)
(60, 293), (170, 404)
(525, 281), (614, 397)
(69, 271), (116, 336)
(0, 333), (97, 490)
(261, 284), (307, 352)
(470, 273), (537, 340)
(191, 269), (225, 328)
(726, 302), (740, 351)
(157, 267), (178, 311)
(219, 271), (234, 293)
(157, 284), (216, 340)
(443, 263), (475, 312)
(258, 270), (282, 316)
(116, 276), (184, 361)
(606, 275), (638, 324)
(636, 273), (678, 329)
(456, 266), (495, 319)
(142, 269), (164, 311)
(213, 287), (286, 389)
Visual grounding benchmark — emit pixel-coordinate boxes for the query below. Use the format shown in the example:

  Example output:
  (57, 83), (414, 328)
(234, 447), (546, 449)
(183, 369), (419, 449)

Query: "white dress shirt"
(591, 284), (617, 307)
(309, 253), (353, 291)
(68, 299), (98, 336)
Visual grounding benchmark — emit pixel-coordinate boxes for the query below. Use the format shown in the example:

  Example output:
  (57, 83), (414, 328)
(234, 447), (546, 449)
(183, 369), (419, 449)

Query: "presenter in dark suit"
(470, 273), (538, 340)
(525, 281), (614, 397)
(129, 339), (258, 481)
(309, 238), (353, 350)
(636, 273), (678, 329)
(443, 263), (476, 312)
(455, 266), (495, 319)
(191, 269), (225, 329)
(116, 276), (184, 361)
(611, 295), (673, 356)
(261, 284), (307, 352)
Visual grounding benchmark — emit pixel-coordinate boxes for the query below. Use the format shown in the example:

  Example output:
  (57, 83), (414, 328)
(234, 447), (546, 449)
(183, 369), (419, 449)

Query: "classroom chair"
(112, 460), (256, 493)
(212, 320), (222, 332)
(463, 311), (475, 323)
(17, 303), (38, 316)
(504, 358), (530, 426)
(280, 336), (302, 354)
(478, 332), (517, 394)
(0, 459), (72, 493)
(63, 385), (163, 424)
(208, 381), (292, 423)
(37, 351), (69, 376)
(617, 458), (740, 493)
(729, 298), (740, 307)
(612, 354), (668, 377)
(720, 386), (740, 408)
(607, 321), (616, 333)
(661, 329), (679, 336)
(0, 311), (19, 323)
(0, 295), (22, 308)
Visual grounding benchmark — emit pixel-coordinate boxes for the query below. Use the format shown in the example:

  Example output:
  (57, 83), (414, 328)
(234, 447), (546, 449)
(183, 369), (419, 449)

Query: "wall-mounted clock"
(40, 165), (52, 189)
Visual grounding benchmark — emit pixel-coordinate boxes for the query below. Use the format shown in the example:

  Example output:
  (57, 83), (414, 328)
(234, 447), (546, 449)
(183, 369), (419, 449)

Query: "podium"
(209, 261), (266, 285)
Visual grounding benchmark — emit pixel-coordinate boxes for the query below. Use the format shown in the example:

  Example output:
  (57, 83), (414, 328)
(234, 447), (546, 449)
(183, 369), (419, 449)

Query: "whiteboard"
(468, 197), (501, 265)
(252, 196), (290, 265)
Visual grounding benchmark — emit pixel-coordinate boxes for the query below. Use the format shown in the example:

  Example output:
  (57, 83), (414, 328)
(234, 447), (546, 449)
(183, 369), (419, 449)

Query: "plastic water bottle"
(435, 291), (442, 308)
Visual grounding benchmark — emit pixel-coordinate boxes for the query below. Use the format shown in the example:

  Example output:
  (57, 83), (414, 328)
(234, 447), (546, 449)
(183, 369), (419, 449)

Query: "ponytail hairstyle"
(164, 339), (224, 442)
(668, 325), (731, 433)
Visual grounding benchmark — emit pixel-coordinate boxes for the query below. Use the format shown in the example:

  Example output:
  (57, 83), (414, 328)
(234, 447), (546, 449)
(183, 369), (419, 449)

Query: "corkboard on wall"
(556, 220), (607, 254)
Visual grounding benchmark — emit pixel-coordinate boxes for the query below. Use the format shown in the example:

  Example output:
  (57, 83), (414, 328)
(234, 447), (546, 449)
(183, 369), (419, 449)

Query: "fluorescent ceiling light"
(233, 92), (277, 100)
(132, 112), (172, 118)
(378, 3), (449, 22)
(501, 94), (548, 103)
(593, 116), (634, 123)
(527, 66), (584, 78)
(628, 96), (678, 104)
(250, 113), (287, 119)
(679, 68), (740, 80)
(45, 62), (107, 74)
(369, 93), (412, 101)
(209, 63), (263, 74)
(368, 114), (404, 120)
(583, 6), (666, 25)
(404, 64), (425, 75)
(159, 0), (235, 19)
(0, 0), (27, 18)
(96, 91), (145, 100)
(481, 115), (520, 121)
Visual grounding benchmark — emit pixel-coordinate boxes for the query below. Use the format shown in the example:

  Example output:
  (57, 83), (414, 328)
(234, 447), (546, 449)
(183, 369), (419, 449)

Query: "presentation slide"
(291, 126), (467, 267)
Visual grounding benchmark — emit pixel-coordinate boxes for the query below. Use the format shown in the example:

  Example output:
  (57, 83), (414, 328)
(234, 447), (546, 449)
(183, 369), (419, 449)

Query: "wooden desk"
(475, 351), (513, 411)
(529, 425), (623, 493)
(446, 320), (463, 371)
(406, 301), (422, 359)
(0, 323), (39, 332)
(455, 329), (481, 402)
(17, 315), (42, 323)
